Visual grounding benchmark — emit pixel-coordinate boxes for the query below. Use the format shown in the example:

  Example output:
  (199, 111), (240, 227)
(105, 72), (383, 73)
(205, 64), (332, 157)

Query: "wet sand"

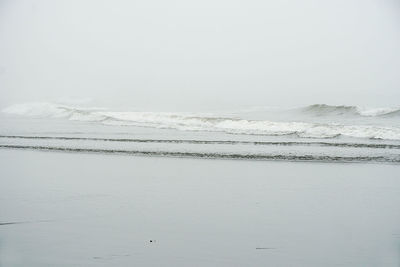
(1, 150), (400, 266)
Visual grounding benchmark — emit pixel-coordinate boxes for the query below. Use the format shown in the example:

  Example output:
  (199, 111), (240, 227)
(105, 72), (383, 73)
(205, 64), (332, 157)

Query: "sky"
(0, 0), (399, 111)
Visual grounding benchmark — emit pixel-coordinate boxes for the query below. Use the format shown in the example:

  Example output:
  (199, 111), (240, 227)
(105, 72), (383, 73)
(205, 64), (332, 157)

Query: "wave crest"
(3, 102), (400, 140)
(302, 104), (400, 117)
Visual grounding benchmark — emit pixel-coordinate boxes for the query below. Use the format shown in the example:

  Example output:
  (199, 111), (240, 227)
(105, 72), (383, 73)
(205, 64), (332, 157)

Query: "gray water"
(1, 150), (400, 266)
(1, 103), (400, 163)
(1, 103), (400, 266)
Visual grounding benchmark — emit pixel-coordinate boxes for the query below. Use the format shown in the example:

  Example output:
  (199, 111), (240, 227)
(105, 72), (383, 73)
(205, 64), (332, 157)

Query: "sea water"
(1, 102), (400, 163)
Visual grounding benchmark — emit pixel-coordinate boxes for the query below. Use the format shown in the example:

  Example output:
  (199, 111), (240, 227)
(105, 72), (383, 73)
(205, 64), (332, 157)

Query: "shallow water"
(1, 103), (400, 266)
(1, 150), (400, 266)
(1, 108), (400, 164)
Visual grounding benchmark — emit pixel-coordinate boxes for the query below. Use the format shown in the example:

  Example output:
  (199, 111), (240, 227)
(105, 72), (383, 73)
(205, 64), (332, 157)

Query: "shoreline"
(1, 144), (399, 164)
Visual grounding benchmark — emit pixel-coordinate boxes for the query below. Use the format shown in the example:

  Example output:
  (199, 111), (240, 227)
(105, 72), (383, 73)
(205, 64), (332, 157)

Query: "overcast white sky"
(0, 0), (399, 110)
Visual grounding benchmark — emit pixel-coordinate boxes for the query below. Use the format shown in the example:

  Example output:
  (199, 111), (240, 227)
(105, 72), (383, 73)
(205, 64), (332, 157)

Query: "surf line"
(0, 144), (399, 163)
(0, 135), (399, 149)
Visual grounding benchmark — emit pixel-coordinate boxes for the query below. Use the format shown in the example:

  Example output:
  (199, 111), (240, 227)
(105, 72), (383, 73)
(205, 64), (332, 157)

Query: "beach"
(2, 0), (400, 265)
(1, 149), (399, 266)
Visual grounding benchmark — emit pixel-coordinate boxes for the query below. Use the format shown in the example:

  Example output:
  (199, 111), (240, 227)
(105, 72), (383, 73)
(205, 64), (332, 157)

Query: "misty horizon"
(1, 1), (400, 266)
(1, 0), (399, 110)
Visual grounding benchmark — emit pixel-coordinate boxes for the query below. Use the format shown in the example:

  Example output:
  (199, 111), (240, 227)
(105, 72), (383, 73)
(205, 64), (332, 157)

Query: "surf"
(3, 102), (400, 141)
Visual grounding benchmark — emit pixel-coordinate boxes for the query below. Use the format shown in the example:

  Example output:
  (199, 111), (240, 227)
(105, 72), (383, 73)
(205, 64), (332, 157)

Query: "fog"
(1, 3), (400, 265)
(1, 0), (399, 111)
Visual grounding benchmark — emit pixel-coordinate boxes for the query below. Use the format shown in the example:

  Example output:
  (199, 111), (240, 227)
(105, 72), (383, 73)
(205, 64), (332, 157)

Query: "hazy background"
(0, 0), (399, 111)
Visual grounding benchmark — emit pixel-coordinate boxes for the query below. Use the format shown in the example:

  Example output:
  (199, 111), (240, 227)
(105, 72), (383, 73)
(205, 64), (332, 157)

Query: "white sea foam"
(2, 102), (106, 118)
(2, 102), (69, 118)
(302, 104), (400, 117)
(3, 102), (400, 140)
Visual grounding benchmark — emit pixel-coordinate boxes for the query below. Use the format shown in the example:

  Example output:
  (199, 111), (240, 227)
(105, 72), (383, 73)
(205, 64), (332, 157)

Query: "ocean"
(1, 102), (400, 163)
(1, 102), (400, 266)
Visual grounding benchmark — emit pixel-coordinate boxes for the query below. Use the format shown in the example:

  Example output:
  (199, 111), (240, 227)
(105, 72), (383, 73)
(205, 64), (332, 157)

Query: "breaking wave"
(302, 104), (400, 117)
(3, 102), (400, 141)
